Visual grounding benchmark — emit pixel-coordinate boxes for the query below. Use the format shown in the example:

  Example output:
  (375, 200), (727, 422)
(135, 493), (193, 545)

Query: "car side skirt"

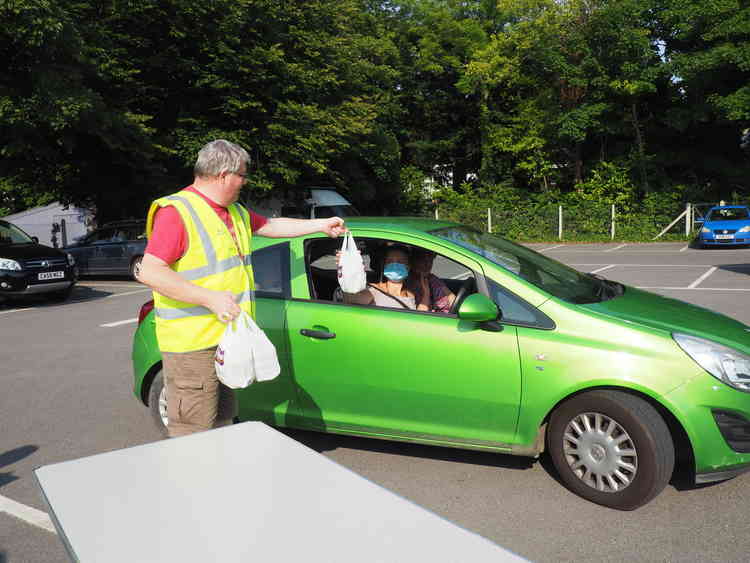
(695, 462), (750, 484)
(288, 421), (545, 456)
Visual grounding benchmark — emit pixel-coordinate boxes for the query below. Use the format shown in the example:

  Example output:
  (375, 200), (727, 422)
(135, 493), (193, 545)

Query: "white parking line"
(103, 289), (151, 298)
(78, 282), (142, 288)
(589, 264), (616, 274)
(637, 286), (750, 292)
(0, 307), (33, 316)
(570, 264), (708, 268)
(604, 244), (627, 252)
(0, 493), (56, 534)
(100, 318), (137, 328)
(688, 266), (718, 289)
(539, 244), (565, 252)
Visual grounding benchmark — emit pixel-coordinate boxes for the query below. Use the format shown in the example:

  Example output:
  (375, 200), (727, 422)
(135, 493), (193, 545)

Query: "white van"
(247, 187), (359, 219)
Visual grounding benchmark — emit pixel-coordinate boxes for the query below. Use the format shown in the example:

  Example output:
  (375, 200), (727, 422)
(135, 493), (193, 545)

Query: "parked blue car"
(697, 205), (750, 247)
(64, 220), (146, 279)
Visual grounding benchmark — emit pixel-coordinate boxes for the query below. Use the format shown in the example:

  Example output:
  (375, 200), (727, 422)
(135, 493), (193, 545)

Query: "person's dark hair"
(412, 247), (435, 261)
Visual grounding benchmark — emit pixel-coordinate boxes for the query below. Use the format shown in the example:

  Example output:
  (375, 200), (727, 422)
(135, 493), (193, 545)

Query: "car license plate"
(38, 271), (64, 281)
(716, 234), (734, 240)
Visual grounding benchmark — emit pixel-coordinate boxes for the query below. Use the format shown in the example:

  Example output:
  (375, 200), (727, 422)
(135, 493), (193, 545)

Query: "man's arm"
(255, 216), (345, 238)
(139, 254), (241, 320)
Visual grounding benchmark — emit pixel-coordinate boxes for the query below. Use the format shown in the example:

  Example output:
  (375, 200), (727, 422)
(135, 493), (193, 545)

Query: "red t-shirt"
(145, 186), (268, 265)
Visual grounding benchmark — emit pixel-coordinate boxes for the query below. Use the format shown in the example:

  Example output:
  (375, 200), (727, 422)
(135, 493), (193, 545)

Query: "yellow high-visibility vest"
(145, 190), (255, 353)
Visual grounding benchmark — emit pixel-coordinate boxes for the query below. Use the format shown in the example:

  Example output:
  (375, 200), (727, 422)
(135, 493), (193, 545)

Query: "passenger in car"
(341, 245), (430, 310)
(407, 248), (456, 313)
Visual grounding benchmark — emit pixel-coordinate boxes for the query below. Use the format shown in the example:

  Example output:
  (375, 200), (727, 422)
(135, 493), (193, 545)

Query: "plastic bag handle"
(340, 231), (353, 252)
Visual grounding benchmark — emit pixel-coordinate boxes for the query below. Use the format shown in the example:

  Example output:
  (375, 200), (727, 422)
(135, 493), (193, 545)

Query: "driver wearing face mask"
(341, 244), (430, 310)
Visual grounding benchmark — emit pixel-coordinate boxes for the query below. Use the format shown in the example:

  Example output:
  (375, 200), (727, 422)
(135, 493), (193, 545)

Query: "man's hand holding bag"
(215, 311), (280, 389)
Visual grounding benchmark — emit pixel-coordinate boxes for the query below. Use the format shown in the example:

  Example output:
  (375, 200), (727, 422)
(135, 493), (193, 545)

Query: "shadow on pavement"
(0, 285), (113, 310)
(690, 237), (750, 250)
(0, 445), (38, 489)
(538, 445), (724, 495)
(79, 274), (138, 282)
(0, 551), (6, 563)
(718, 263), (750, 275)
(278, 427), (535, 471)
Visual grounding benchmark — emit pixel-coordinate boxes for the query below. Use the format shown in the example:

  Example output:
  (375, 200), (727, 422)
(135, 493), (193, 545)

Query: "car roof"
(341, 216), (457, 233)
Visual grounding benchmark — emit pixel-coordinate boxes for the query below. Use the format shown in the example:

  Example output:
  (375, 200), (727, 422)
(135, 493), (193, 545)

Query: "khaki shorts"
(162, 347), (237, 438)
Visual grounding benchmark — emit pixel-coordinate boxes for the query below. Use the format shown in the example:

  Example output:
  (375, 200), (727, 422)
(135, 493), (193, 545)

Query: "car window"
(0, 220), (34, 244)
(252, 243), (290, 298)
(125, 225), (146, 240)
(89, 228), (116, 244)
(486, 279), (554, 329)
(305, 237), (473, 314)
(313, 205), (359, 218)
(707, 208), (749, 221)
(432, 226), (606, 304)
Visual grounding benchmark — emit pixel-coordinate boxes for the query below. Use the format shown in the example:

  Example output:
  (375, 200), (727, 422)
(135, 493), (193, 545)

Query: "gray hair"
(193, 139), (250, 178)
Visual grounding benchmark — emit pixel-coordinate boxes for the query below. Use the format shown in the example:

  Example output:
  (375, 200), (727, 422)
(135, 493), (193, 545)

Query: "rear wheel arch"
(140, 361), (163, 406)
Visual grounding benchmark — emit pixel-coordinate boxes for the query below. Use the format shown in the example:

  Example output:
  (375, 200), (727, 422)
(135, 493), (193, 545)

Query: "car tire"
(547, 390), (674, 511)
(130, 255), (143, 281)
(148, 370), (169, 437)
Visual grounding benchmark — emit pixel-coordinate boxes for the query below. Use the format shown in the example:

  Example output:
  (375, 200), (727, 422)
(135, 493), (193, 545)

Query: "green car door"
(286, 238), (522, 449)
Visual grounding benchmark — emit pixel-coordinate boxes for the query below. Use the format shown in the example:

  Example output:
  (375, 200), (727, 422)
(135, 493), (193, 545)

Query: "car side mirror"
(31, 236), (39, 243)
(457, 293), (499, 322)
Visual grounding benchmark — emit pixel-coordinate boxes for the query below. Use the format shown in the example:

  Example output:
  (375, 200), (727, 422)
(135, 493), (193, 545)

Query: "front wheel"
(148, 370), (169, 437)
(547, 390), (675, 510)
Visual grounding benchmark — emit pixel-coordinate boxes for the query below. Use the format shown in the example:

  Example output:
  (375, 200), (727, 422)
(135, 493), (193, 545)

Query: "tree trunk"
(574, 143), (583, 186)
(631, 102), (650, 193)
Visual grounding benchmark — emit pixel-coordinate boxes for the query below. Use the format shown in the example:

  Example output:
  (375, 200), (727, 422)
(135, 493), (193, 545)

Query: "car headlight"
(701, 227), (711, 233)
(66, 252), (75, 266)
(739, 225), (750, 233)
(674, 333), (750, 392)
(0, 258), (22, 271)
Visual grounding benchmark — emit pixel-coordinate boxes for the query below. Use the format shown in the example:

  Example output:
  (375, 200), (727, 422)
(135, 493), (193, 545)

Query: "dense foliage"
(2, 0), (749, 233)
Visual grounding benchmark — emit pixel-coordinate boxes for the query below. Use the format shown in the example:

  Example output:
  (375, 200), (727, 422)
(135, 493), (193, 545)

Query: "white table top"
(35, 422), (523, 562)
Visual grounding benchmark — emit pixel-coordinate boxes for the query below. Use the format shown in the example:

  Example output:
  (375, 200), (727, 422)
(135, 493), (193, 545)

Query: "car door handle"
(300, 329), (336, 340)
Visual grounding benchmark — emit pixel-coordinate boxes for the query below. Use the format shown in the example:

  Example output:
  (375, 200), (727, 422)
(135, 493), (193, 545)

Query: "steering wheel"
(450, 277), (474, 314)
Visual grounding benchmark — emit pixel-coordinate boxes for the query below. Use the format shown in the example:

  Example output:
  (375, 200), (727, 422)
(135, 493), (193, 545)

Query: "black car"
(0, 220), (77, 301)
(65, 220), (146, 279)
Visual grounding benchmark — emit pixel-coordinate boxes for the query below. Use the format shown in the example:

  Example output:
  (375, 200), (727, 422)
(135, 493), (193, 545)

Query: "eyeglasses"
(234, 171), (248, 178)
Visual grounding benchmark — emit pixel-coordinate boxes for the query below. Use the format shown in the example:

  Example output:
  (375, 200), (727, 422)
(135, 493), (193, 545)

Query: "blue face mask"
(383, 262), (409, 282)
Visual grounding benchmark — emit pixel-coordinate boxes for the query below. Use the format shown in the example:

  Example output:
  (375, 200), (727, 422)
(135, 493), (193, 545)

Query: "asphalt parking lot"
(1, 243), (750, 563)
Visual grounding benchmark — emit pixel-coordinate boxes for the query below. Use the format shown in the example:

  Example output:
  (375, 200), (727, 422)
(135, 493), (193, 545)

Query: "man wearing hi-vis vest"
(139, 140), (346, 437)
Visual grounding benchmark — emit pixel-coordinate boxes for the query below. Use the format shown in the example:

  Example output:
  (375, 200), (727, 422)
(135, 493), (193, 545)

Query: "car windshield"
(707, 208), (749, 221)
(0, 220), (34, 245)
(432, 226), (620, 304)
(314, 205), (359, 218)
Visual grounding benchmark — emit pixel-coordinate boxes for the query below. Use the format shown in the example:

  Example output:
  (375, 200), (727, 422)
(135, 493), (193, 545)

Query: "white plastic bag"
(215, 311), (280, 389)
(337, 231), (367, 294)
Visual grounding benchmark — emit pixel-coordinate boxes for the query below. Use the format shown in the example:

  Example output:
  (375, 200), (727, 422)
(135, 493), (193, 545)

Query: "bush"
(432, 174), (691, 242)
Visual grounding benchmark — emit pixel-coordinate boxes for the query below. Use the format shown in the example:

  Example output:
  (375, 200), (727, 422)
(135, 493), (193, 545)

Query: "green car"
(132, 217), (750, 510)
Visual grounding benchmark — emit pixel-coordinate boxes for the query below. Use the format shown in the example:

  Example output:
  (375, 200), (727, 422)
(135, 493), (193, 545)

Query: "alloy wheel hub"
(562, 412), (638, 493)
(158, 386), (169, 427)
